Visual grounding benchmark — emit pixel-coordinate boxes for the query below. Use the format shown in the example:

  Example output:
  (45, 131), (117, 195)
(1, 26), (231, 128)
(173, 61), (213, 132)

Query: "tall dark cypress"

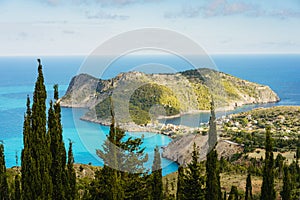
(21, 96), (33, 200)
(245, 173), (252, 200)
(176, 165), (185, 200)
(280, 166), (291, 200)
(0, 143), (9, 200)
(297, 146), (300, 161)
(14, 175), (21, 200)
(228, 186), (239, 200)
(205, 101), (222, 200)
(223, 191), (227, 200)
(206, 149), (221, 200)
(184, 143), (205, 200)
(48, 101), (64, 199)
(297, 135), (300, 161)
(151, 146), (163, 200)
(49, 85), (67, 199)
(260, 127), (275, 200)
(208, 99), (217, 152)
(35, 59), (53, 199)
(66, 140), (76, 200)
(21, 59), (53, 199)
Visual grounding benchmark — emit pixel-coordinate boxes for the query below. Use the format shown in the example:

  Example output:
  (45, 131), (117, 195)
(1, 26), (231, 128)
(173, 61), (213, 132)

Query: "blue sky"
(0, 0), (300, 55)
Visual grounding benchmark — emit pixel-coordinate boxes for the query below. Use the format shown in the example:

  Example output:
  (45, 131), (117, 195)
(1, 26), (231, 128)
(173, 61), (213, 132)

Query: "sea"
(0, 54), (299, 175)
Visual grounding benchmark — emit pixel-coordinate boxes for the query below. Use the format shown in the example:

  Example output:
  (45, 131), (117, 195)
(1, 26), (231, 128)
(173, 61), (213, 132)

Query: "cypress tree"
(280, 166), (291, 200)
(66, 140), (76, 200)
(297, 147), (300, 161)
(0, 143), (9, 200)
(176, 165), (185, 200)
(48, 101), (64, 199)
(49, 85), (67, 199)
(288, 161), (300, 198)
(151, 146), (163, 200)
(184, 143), (205, 200)
(228, 186), (239, 200)
(205, 101), (222, 200)
(260, 127), (275, 200)
(21, 59), (53, 199)
(297, 135), (300, 161)
(206, 149), (222, 200)
(21, 60), (75, 200)
(245, 173), (252, 200)
(208, 100), (217, 152)
(14, 175), (21, 200)
(21, 96), (33, 200)
(275, 153), (284, 179)
(32, 59), (52, 199)
(164, 178), (169, 199)
(223, 191), (227, 200)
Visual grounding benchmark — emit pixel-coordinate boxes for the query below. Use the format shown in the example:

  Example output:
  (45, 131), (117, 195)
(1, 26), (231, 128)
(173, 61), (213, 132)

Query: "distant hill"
(61, 68), (279, 125)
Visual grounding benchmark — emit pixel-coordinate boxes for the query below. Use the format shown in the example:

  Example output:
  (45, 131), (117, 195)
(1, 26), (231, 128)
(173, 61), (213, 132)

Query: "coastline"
(65, 98), (280, 135)
(80, 116), (162, 134)
(61, 97), (280, 121)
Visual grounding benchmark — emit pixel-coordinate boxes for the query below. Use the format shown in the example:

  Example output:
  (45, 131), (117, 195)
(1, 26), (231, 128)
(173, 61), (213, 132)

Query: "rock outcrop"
(162, 134), (243, 165)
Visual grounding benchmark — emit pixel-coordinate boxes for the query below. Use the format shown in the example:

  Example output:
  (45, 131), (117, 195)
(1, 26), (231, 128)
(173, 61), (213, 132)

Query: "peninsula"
(60, 68), (280, 130)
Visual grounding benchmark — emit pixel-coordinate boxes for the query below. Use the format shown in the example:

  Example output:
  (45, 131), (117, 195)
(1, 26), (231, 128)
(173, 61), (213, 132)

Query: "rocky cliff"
(161, 134), (243, 165)
(61, 68), (280, 125)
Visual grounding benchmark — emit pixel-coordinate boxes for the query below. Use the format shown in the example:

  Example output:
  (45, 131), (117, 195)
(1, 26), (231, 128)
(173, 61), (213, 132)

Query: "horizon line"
(0, 52), (300, 57)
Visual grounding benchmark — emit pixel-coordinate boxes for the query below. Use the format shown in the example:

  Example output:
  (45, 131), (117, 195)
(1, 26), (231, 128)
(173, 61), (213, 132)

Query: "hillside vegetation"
(61, 68), (279, 125)
(163, 106), (300, 165)
(221, 106), (300, 153)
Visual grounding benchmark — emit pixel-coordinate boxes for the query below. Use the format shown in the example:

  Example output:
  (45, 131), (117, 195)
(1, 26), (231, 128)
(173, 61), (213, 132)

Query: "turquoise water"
(0, 56), (178, 175)
(0, 54), (299, 175)
(0, 85), (177, 175)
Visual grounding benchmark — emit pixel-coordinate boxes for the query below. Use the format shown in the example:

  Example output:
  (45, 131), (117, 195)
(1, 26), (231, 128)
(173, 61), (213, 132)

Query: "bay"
(0, 54), (299, 175)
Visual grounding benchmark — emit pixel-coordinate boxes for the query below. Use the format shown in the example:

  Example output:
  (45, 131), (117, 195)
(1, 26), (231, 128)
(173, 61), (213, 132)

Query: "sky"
(0, 0), (300, 56)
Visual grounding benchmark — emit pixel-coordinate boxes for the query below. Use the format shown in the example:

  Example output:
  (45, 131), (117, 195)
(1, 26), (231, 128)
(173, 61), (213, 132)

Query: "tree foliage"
(89, 103), (149, 200)
(14, 175), (21, 200)
(228, 186), (239, 200)
(281, 165), (291, 200)
(21, 59), (53, 200)
(66, 140), (76, 200)
(184, 143), (205, 200)
(21, 60), (74, 200)
(0, 143), (9, 200)
(245, 173), (252, 200)
(260, 127), (276, 200)
(206, 100), (222, 200)
(176, 165), (185, 200)
(151, 146), (163, 200)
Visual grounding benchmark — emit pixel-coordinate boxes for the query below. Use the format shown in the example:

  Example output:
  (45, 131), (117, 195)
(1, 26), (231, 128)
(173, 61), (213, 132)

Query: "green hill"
(61, 68), (280, 125)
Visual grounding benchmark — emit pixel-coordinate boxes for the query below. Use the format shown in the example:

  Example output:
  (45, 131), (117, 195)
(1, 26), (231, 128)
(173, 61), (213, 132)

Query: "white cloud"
(41, 0), (164, 7)
(165, 0), (300, 19)
(85, 10), (129, 20)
